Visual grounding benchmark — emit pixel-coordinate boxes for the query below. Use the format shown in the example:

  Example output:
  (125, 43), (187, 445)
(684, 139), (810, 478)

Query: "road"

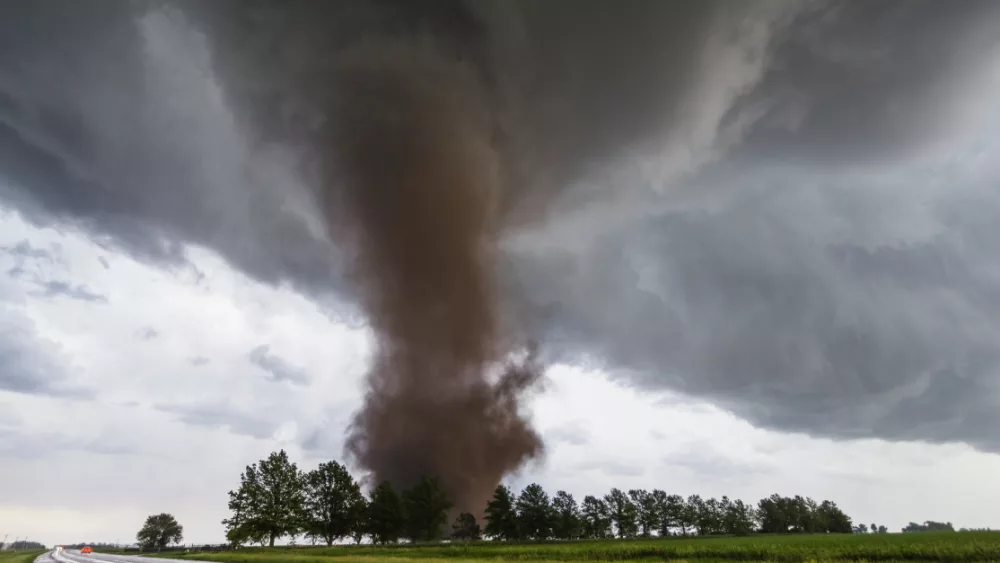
(38, 550), (203, 563)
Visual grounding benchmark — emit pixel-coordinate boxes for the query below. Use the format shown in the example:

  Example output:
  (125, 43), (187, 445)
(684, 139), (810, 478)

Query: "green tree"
(135, 513), (183, 551)
(350, 496), (368, 544)
(451, 512), (481, 541)
(484, 484), (519, 541)
(722, 498), (757, 535)
(903, 521), (955, 532)
(689, 495), (722, 535)
(581, 495), (612, 539)
(629, 489), (659, 537)
(795, 496), (819, 533)
(604, 488), (638, 539)
(816, 500), (852, 534)
(402, 476), (452, 542)
(757, 494), (792, 534)
(516, 483), (554, 540)
(302, 460), (365, 546)
(367, 481), (405, 545)
(551, 490), (582, 540)
(222, 476), (256, 548)
(256, 450), (306, 546)
(651, 490), (670, 536)
(658, 492), (689, 536)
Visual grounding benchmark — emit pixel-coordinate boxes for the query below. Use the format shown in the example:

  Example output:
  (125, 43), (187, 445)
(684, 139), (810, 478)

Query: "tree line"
(903, 521), (955, 533)
(222, 450), (858, 546)
(853, 523), (888, 534)
(0, 541), (47, 550)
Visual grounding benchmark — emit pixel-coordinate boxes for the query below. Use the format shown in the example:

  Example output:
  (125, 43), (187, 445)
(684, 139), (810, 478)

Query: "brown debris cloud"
(323, 43), (542, 512)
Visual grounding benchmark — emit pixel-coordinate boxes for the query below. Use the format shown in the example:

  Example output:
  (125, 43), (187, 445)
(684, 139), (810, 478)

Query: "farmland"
(150, 532), (1000, 562)
(0, 551), (44, 563)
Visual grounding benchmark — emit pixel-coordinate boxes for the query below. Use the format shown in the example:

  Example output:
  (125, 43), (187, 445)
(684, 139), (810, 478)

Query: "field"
(0, 551), (45, 563)
(149, 532), (1000, 562)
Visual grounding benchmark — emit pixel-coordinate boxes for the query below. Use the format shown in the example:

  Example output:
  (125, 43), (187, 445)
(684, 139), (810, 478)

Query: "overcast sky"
(4, 0), (1000, 546)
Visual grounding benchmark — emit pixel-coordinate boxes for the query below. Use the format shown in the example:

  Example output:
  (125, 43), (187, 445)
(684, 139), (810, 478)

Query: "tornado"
(324, 42), (544, 513)
(161, 0), (735, 515)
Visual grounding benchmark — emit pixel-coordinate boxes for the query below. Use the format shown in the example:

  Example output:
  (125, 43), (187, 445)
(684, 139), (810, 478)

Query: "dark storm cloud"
(248, 345), (309, 385)
(0, 1), (347, 301)
(513, 161), (1000, 452)
(2, 0), (1000, 457)
(728, 0), (1000, 167)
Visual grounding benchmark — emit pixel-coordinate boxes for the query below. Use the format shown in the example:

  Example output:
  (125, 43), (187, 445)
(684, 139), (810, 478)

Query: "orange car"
(81, 547), (93, 554)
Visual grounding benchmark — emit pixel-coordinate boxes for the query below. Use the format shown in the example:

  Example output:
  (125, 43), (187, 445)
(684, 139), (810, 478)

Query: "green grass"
(148, 532), (1000, 562)
(0, 551), (46, 563)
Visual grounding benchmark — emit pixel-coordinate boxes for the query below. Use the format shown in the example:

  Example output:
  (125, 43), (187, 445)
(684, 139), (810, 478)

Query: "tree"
(552, 491), (582, 540)
(367, 481), (405, 545)
(222, 475), (257, 548)
(629, 489), (659, 537)
(758, 494), (792, 534)
(3, 542), (46, 550)
(302, 461), (365, 546)
(662, 493), (689, 536)
(256, 450), (306, 547)
(679, 496), (698, 536)
(350, 496), (369, 544)
(651, 490), (671, 537)
(791, 496), (819, 533)
(688, 495), (714, 535)
(581, 495), (612, 539)
(451, 512), (481, 541)
(878, 525), (888, 534)
(903, 521), (955, 533)
(136, 513), (183, 551)
(816, 500), (852, 534)
(604, 488), (638, 539)
(484, 484), (520, 541)
(402, 476), (452, 542)
(516, 483), (554, 540)
(693, 496), (724, 535)
(723, 498), (757, 536)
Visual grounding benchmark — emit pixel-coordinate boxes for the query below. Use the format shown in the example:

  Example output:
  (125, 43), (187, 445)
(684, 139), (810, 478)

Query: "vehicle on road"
(81, 547), (92, 554)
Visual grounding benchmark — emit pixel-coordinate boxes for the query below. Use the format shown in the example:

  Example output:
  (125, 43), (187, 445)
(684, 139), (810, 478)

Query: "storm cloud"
(2, 0), (1000, 461)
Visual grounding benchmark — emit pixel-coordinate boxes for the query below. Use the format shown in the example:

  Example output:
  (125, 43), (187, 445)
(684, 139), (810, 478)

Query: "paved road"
(38, 550), (202, 563)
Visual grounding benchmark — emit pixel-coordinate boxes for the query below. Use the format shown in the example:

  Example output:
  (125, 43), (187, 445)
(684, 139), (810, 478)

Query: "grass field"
(149, 532), (1000, 562)
(0, 551), (45, 563)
